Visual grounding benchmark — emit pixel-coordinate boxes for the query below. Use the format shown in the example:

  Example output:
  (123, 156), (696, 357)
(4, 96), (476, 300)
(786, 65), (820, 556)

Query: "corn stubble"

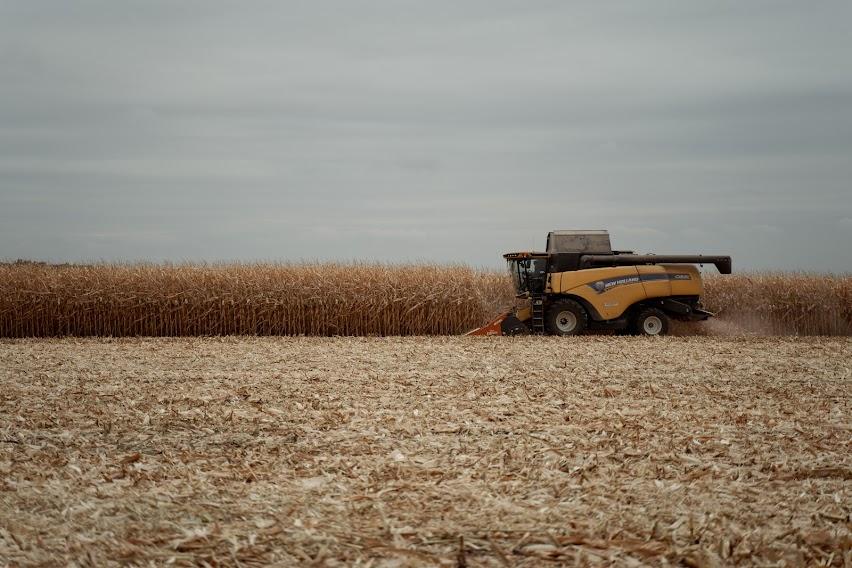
(2, 337), (849, 565)
(0, 262), (848, 337)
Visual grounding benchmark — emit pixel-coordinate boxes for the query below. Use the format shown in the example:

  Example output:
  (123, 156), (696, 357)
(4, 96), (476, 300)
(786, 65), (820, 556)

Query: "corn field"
(0, 262), (849, 337)
(702, 272), (852, 336)
(0, 262), (512, 337)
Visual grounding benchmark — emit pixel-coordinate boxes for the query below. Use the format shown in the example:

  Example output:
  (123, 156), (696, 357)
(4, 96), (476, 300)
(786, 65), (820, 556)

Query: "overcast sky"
(1, 1), (851, 271)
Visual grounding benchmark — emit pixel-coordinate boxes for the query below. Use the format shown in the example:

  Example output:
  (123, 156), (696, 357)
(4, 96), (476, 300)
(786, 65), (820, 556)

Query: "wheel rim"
(643, 315), (663, 335)
(555, 311), (578, 333)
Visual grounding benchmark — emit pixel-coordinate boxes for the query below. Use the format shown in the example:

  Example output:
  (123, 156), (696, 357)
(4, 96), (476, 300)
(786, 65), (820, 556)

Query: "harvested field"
(1, 337), (850, 566)
(1, 262), (850, 337)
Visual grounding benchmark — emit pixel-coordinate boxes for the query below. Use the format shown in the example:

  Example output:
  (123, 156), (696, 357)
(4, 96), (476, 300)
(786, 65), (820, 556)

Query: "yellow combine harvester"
(469, 230), (731, 336)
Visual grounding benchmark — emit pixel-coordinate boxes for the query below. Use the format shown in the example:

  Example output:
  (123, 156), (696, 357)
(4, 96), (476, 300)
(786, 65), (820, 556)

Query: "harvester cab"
(468, 230), (731, 337)
(506, 253), (548, 295)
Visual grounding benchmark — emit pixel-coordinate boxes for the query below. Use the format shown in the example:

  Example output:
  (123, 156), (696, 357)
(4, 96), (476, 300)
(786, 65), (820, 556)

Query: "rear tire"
(545, 299), (588, 336)
(633, 307), (669, 336)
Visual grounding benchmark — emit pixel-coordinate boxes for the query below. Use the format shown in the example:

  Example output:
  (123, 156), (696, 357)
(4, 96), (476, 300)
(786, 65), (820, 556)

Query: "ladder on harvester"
(530, 293), (545, 334)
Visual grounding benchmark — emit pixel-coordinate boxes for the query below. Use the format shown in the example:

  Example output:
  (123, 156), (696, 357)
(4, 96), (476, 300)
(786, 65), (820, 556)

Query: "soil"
(1, 337), (850, 566)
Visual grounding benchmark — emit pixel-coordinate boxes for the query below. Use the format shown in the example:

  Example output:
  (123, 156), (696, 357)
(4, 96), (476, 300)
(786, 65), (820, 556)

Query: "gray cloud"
(1, 1), (851, 271)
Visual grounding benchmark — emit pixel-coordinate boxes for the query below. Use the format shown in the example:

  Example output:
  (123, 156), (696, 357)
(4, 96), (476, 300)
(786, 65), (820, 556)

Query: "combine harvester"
(469, 230), (731, 336)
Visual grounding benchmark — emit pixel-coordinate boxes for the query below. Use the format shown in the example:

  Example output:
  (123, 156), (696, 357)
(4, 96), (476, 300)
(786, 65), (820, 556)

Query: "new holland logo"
(590, 276), (640, 294)
(588, 273), (692, 294)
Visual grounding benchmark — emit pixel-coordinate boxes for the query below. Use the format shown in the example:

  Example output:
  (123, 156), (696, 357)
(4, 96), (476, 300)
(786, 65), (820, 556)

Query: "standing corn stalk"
(0, 263), (847, 337)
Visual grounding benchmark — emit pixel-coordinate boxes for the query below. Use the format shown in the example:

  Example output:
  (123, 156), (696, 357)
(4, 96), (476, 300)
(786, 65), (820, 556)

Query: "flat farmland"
(1, 337), (850, 566)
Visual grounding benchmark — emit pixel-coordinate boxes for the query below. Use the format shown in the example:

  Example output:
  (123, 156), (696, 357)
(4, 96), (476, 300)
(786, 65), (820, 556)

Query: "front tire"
(633, 307), (669, 336)
(545, 299), (589, 336)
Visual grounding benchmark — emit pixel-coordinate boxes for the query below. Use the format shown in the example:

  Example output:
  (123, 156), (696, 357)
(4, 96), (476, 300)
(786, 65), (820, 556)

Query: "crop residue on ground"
(1, 337), (850, 565)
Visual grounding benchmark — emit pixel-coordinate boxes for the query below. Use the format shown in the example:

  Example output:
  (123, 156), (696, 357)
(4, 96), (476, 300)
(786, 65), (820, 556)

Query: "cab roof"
(503, 251), (548, 259)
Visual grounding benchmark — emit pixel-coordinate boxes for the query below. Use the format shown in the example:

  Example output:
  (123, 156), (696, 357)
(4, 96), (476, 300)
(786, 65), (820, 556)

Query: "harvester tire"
(545, 299), (588, 336)
(633, 307), (669, 336)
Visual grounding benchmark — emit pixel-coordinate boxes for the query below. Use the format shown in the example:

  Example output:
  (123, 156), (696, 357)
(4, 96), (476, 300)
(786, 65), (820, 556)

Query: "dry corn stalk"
(0, 261), (513, 337)
(0, 262), (848, 337)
